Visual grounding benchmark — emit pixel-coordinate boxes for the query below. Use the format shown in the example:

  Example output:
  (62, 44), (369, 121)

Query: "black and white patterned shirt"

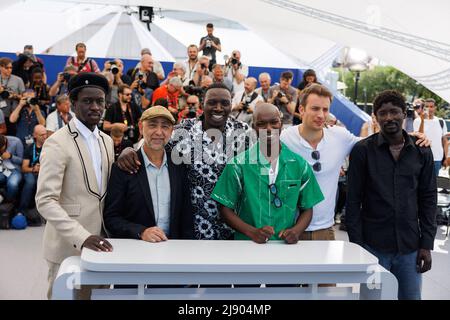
(168, 116), (253, 240)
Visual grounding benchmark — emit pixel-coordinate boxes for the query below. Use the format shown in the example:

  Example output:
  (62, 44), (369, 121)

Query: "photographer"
(9, 91), (46, 147)
(256, 72), (272, 102)
(46, 94), (74, 136)
(0, 57), (26, 133)
(199, 23), (221, 69)
(212, 64), (233, 92)
(178, 95), (203, 123)
(103, 59), (132, 105)
(103, 84), (142, 144)
(184, 45), (199, 83)
(268, 71), (298, 127)
(192, 56), (210, 87)
(230, 77), (263, 126)
(28, 68), (51, 114)
(160, 62), (188, 87)
(129, 54), (159, 110)
(224, 50), (248, 94)
(151, 77), (183, 118)
(49, 65), (77, 98)
(65, 43), (100, 73)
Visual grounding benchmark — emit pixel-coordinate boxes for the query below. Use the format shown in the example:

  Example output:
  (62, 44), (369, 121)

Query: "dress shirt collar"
(140, 147), (168, 169)
(74, 117), (100, 140)
(376, 130), (414, 148)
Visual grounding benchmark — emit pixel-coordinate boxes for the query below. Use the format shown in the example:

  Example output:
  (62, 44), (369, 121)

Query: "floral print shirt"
(167, 116), (253, 240)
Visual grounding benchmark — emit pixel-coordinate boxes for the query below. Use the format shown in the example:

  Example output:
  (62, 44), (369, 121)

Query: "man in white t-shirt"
(281, 84), (429, 239)
(413, 98), (448, 175)
(230, 77), (264, 126)
(46, 94), (74, 136)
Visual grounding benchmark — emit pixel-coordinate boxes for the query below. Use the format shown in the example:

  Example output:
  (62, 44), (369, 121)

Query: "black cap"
(68, 72), (110, 100)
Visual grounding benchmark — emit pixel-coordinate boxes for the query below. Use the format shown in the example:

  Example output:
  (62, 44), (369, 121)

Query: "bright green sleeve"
(211, 162), (243, 210)
(298, 161), (324, 210)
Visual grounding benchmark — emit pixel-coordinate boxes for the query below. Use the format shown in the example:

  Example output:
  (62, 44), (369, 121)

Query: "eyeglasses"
(268, 183), (283, 208)
(187, 102), (197, 106)
(122, 93), (132, 96)
(311, 150), (321, 172)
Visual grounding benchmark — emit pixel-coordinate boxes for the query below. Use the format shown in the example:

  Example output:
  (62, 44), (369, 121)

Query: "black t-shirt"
(24, 143), (42, 167)
(200, 35), (221, 62)
(104, 102), (142, 143)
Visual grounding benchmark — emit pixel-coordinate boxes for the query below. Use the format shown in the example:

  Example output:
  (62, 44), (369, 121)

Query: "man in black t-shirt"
(199, 23), (221, 70)
(19, 124), (47, 213)
(103, 84), (142, 143)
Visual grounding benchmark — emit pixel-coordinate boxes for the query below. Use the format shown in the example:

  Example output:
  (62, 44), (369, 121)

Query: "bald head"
(141, 53), (154, 72)
(33, 124), (48, 146)
(253, 103), (281, 123)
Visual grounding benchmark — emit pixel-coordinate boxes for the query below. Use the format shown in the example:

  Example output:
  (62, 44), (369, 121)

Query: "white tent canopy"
(1, 0), (449, 101)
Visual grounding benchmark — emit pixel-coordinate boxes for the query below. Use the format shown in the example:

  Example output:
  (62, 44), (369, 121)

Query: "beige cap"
(140, 106), (176, 124)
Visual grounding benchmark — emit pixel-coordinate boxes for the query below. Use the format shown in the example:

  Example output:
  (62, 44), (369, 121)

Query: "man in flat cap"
(103, 106), (194, 242)
(36, 72), (115, 299)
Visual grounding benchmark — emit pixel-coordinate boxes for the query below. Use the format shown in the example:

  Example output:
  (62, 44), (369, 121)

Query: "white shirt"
(225, 64), (249, 93)
(46, 110), (75, 133)
(74, 117), (103, 193)
(413, 117), (447, 161)
(281, 125), (361, 231)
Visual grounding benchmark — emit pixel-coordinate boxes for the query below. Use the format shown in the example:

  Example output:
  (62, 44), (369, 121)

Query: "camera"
(205, 37), (212, 48)
(277, 91), (286, 99)
(406, 102), (415, 119)
(230, 53), (241, 66)
(183, 85), (205, 97)
(242, 95), (252, 112)
(137, 71), (147, 89)
(127, 125), (135, 140)
(187, 107), (197, 119)
(0, 90), (10, 100)
(62, 72), (71, 82)
(27, 97), (38, 105)
(110, 65), (119, 75)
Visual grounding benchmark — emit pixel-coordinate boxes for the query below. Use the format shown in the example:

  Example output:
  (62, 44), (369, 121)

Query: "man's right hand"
(248, 226), (275, 244)
(1, 151), (11, 159)
(117, 147), (141, 174)
(81, 235), (113, 252)
(141, 227), (168, 243)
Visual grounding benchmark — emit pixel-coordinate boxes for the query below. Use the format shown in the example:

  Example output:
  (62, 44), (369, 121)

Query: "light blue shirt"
(140, 148), (171, 234)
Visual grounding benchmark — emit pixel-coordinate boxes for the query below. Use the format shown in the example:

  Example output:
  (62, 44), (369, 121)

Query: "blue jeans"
(434, 161), (442, 176)
(364, 245), (422, 300)
(19, 173), (37, 211)
(0, 170), (22, 201)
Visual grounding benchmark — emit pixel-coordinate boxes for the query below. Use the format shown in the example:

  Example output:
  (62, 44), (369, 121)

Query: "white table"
(53, 239), (398, 300)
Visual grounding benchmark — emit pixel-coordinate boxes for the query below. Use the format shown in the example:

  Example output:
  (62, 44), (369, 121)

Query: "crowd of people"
(0, 22), (442, 300)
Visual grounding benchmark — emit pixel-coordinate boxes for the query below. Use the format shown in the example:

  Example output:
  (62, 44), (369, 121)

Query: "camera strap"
(0, 76), (10, 89)
(240, 92), (258, 103)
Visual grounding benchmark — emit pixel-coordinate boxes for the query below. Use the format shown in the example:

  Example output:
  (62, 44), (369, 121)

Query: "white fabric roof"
(2, 0), (450, 101)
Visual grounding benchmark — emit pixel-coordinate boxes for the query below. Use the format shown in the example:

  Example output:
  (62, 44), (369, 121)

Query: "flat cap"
(68, 72), (110, 99)
(140, 106), (176, 124)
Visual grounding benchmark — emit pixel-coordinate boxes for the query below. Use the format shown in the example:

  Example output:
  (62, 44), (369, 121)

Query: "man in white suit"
(36, 72), (114, 299)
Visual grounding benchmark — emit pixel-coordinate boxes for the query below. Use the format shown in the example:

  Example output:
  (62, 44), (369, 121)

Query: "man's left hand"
(416, 249), (432, 273)
(279, 228), (301, 244)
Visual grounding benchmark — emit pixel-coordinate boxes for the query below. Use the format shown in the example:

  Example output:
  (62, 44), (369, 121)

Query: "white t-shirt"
(46, 110), (75, 133)
(225, 64), (249, 93)
(280, 125), (361, 231)
(413, 117), (447, 161)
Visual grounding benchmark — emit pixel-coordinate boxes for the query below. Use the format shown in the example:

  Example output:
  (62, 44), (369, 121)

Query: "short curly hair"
(373, 90), (406, 115)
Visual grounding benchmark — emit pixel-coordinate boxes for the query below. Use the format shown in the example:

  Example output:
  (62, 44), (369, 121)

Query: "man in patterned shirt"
(117, 83), (253, 240)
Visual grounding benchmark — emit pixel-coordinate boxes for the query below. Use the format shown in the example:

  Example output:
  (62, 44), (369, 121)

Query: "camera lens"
(111, 66), (119, 75)
(0, 90), (10, 99)
(27, 97), (38, 105)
